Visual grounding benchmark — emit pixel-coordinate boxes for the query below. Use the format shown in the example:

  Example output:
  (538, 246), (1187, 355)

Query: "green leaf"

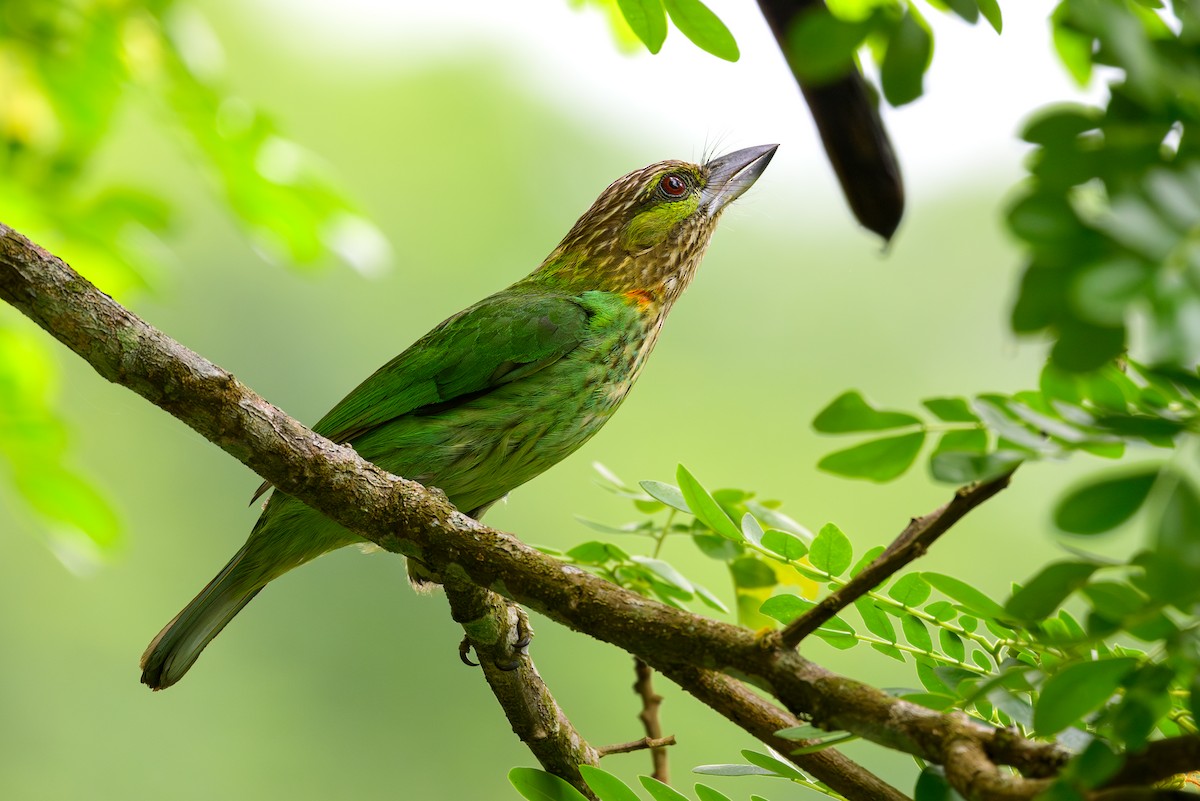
(1053, 467), (1160, 534)
(925, 601), (957, 622)
(915, 766), (964, 801)
(14, 464), (121, 552)
(932, 429), (987, 458)
(889, 573), (932, 606)
(930, 449), (1023, 484)
(639, 775), (691, 801)
(939, 629), (966, 662)
(759, 594), (812, 624)
(640, 480), (691, 513)
(1007, 191), (1080, 245)
(761, 529), (808, 560)
(880, 9), (933, 106)
(696, 584), (730, 614)
(809, 523), (853, 576)
(662, 0), (739, 61)
(818, 432), (926, 482)
(856, 597), (897, 641)
(740, 750), (806, 781)
(1051, 4), (1094, 85)
(1005, 561), (1100, 621)
(731, 557), (777, 589)
(566, 541), (629, 564)
(900, 691), (958, 711)
(694, 784), (734, 801)
(901, 614), (933, 651)
(631, 556), (693, 593)
(975, 0), (1002, 33)
(1051, 319), (1126, 373)
(741, 513), (765, 547)
(677, 465), (742, 541)
(851, 544), (884, 577)
(692, 764), (774, 776)
(775, 724), (847, 740)
(813, 390), (922, 433)
(922, 397), (980, 423)
(617, 0), (668, 53)
(580, 766), (641, 801)
(747, 501), (812, 540)
(1157, 475), (1200, 565)
(922, 572), (1009, 620)
(509, 767), (590, 801)
(785, 7), (874, 83)
(1034, 657), (1139, 735)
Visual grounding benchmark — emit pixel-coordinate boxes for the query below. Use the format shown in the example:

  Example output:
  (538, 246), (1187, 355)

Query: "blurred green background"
(0, 1), (1113, 799)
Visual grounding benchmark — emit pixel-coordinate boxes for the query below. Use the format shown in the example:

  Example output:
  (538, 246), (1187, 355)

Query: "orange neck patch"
(622, 288), (657, 309)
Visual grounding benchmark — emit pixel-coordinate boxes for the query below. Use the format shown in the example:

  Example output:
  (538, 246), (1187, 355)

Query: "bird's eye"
(659, 174), (688, 198)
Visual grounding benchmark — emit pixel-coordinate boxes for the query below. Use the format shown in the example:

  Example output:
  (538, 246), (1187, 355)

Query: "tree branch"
(779, 469), (1016, 648)
(1104, 736), (1200, 789)
(442, 581), (599, 797)
(5, 222), (1181, 801)
(654, 661), (912, 801)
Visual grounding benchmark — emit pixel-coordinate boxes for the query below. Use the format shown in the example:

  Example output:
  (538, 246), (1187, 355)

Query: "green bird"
(140, 144), (777, 690)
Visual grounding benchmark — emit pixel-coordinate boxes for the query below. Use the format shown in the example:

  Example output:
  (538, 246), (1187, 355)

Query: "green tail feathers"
(140, 546), (262, 691)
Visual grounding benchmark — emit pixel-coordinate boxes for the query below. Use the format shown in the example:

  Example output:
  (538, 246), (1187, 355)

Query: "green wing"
(314, 289), (590, 443)
(251, 290), (590, 503)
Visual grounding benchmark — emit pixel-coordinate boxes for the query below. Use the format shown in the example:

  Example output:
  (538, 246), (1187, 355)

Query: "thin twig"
(633, 658), (669, 783)
(779, 469), (1016, 648)
(597, 736), (677, 757)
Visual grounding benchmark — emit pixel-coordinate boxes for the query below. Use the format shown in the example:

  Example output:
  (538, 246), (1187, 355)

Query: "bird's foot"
(459, 636), (479, 667)
(495, 605), (533, 671)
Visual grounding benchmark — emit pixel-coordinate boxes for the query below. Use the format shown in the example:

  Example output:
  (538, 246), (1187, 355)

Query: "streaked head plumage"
(533, 145), (778, 303)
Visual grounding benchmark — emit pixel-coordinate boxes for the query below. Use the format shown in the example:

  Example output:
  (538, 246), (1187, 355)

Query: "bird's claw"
(459, 636), (479, 667)
(494, 607), (533, 671)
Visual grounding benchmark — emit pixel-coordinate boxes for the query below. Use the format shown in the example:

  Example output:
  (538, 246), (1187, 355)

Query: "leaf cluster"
(1011, 0), (1200, 372)
(511, 753), (846, 801)
(612, 0), (1002, 108)
(813, 358), (1200, 486)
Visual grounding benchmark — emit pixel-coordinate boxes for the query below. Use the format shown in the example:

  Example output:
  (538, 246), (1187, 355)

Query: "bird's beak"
(702, 144), (779, 215)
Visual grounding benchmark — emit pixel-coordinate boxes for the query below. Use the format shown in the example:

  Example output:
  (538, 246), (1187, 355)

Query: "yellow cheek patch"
(620, 195), (699, 252)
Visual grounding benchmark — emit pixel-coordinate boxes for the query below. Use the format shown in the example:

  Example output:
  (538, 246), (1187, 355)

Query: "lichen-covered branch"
(1, 222), (1187, 801)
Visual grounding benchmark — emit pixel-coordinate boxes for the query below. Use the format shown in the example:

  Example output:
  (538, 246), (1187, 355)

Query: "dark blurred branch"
(779, 469), (1016, 648)
(756, 0), (905, 240)
(5, 222), (1185, 801)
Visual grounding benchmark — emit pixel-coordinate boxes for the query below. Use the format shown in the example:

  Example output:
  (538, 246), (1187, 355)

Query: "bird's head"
(534, 144), (778, 305)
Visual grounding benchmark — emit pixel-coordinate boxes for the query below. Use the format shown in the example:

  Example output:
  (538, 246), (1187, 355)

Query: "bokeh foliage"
(0, 0), (382, 562)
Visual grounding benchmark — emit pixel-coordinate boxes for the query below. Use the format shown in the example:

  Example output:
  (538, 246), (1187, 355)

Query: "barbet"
(140, 144), (778, 690)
